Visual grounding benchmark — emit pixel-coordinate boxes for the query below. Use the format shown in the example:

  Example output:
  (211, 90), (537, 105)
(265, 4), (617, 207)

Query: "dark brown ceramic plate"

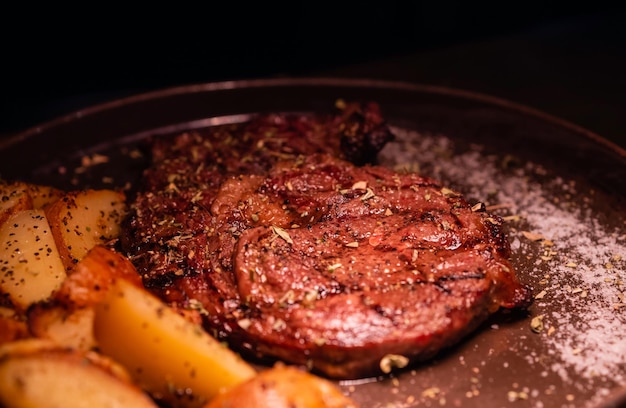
(1, 78), (625, 408)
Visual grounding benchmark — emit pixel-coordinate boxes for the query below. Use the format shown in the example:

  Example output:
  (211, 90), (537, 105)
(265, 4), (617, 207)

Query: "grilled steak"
(121, 102), (532, 379)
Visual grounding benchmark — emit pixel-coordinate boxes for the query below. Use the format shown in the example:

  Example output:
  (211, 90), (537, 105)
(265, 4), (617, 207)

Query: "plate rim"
(2, 77), (625, 161)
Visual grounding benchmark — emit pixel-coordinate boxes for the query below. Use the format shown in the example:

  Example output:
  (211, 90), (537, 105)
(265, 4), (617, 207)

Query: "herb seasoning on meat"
(120, 101), (532, 379)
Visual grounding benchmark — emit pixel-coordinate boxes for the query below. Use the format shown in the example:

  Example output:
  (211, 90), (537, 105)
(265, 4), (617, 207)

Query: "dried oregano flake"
(271, 225), (293, 244)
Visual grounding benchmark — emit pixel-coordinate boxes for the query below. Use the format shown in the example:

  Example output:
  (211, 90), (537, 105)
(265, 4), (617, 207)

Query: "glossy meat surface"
(121, 102), (532, 379)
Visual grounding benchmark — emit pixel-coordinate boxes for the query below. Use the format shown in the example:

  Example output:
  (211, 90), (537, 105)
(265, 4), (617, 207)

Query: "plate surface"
(1, 78), (625, 408)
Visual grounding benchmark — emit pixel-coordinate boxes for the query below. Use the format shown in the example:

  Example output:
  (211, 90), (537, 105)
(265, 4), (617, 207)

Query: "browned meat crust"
(121, 102), (532, 379)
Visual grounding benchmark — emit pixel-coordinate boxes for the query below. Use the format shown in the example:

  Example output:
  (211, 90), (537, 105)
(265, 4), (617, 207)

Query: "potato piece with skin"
(45, 189), (127, 271)
(27, 245), (143, 351)
(0, 182), (64, 227)
(0, 210), (67, 311)
(93, 278), (257, 408)
(54, 245), (143, 308)
(205, 363), (359, 408)
(28, 304), (96, 351)
(0, 307), (29, 345)
(26, 184), (64, 210)
(0, 182), (32, 227)
(0, 340), (158, 408)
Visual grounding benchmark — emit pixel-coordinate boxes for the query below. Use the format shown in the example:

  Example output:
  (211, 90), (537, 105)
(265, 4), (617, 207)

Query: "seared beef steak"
(121, 102), (532, 379)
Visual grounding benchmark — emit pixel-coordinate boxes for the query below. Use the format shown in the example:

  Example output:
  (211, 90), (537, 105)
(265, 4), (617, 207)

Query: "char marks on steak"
(121, 101), (532, 379)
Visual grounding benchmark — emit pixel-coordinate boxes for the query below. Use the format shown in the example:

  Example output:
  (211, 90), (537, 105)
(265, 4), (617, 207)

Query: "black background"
(2, 2), (626, 149)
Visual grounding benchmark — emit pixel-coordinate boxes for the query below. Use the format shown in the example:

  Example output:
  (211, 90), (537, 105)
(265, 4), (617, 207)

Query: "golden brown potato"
(0, 340), (158, 408)
(54, 245), (143, 308)
(0, 181), (64, 227)
(0, 182), (32, 227)
(45, 189), (127, 270)
(26, 183), (64, 210)
(205, 364), (359, 408)
(0, 338), (61, 358)
(0, 209), (67, 311)
(28, 245), (143, 351)
(93, 278), (257, 408)
(0, 307), (29, 345)
(28, 304), (96, 351)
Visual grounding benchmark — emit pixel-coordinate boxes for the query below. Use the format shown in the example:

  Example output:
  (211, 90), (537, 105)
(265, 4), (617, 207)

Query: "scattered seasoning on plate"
(379, 127), (626, 407)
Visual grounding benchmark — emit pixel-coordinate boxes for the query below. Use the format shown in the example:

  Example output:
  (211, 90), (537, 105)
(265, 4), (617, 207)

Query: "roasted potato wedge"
(0, 339), (157, 408)
(205, 363), (359, 408)
(0, 182), (32, 226)
(0, 209), (67, 310)
(54, 245), (143, 308)
(0, 307), (29, 345)
(28, 304), (96, 351)
(0, 181), (64, 226)
(25, 183), (64, 210)
(93, 278), (256, 408)
(0, 338), (61, 358)
(26, 245), (143, 351)
(26, 245), (144, 351)
(45, 189), (127, 270)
